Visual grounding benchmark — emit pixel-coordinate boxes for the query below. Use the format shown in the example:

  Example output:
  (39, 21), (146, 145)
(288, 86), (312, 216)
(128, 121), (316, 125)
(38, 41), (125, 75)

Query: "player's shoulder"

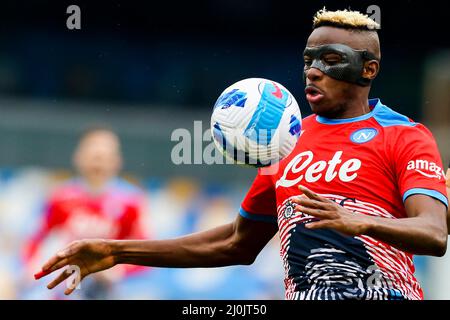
(301, 114), (316, 125)
(110, 177), (145, 199)
(372, 99), (433, 139)
(48, 178), (84, 202)
(299, 114), (318, 132)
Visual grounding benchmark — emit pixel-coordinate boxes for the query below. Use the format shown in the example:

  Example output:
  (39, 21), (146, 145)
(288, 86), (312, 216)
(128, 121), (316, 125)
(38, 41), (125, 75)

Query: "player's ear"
(362, 60), (380, 81)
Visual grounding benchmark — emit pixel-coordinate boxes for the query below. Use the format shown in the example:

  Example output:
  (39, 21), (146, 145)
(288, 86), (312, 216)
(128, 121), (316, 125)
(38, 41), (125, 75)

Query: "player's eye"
(303, 56), (312, 66)
(322, 53), (342, 65)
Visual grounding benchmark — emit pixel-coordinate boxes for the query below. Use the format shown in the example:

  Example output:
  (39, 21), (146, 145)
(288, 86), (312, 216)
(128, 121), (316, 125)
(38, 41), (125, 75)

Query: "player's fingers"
(291, 197), (330, 210)
(42, 243), (80, 271)
(298, 185), (320, 199)
(47, 258), (71, 273)
(298, 185), (333, 203)
(35, 257), (71, 280)
(42, 251), (67, 272)
(64, 274), (84, 296)
(42, 255), (63, 273)
(304, 220), (333, 230)
(295, 205), (332, 219)
(47, 268), (74, 290)
(64, 287), (76, 296)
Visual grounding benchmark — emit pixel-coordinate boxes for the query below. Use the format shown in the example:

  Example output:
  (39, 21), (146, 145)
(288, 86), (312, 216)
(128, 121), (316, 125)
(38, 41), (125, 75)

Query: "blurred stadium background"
(0, 0), (449, 299)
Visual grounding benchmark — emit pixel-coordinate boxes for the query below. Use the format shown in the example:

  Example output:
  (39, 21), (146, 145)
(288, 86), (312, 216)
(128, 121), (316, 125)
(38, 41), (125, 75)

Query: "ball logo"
(350, 128), (378, 144)
(276, 150), (362, 188)
(289, 115), (301, 137)
(271, 81), (283, 99)
(214, 89), (247, 109)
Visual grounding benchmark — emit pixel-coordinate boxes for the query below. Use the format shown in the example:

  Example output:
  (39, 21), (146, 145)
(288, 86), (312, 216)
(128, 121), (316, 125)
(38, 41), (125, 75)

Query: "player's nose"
(305, 67), (324, 82)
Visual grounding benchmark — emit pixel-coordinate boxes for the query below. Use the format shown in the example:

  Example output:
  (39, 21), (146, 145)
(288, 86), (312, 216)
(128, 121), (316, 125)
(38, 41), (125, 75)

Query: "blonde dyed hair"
(313, 8), (380, 30)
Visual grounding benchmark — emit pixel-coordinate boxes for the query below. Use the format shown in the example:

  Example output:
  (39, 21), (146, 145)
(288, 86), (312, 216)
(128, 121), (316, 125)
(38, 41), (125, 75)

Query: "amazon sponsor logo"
(407, 159), (445, 180)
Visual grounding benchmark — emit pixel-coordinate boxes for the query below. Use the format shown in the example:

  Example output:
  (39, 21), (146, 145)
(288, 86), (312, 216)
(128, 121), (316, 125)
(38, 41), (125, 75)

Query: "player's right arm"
(39, 168), (278, 295)
(40, 214), (278, 295)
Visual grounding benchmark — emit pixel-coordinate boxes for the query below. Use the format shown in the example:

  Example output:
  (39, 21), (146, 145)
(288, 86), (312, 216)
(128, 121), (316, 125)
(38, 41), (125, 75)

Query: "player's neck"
(339, 102), (370, 119)
(83, 176), (112, 194)
(331, 95), (372, 120)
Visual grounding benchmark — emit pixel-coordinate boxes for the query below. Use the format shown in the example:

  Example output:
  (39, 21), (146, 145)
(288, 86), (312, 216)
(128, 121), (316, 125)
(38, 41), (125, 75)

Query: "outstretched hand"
(291, 185), (374, 237)
(35, 239), (116, 295)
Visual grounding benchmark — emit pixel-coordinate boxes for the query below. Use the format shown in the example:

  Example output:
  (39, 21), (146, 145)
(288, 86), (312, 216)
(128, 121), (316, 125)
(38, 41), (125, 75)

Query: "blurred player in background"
(37, 9), (448, 300)
(24, 127), (149, 299)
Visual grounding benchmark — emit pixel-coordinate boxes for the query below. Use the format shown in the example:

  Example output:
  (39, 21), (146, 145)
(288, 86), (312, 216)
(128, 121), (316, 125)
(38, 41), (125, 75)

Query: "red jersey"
(24, 178), (147, 272)
(240, 98), (448, 300)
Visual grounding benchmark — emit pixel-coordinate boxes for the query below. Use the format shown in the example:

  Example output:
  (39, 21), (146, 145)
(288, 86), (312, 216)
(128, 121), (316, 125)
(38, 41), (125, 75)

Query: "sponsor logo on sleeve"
(407, 160), (445, 179)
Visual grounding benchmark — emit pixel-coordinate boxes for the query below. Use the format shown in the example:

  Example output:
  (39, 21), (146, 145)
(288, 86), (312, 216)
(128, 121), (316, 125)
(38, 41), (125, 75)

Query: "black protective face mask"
(303, 43), (378, 86)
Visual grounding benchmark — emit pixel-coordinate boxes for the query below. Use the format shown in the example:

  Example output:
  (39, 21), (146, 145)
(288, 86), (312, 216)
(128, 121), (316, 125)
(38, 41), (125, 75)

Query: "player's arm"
(292, 185), (447, 256)
(38, 214), (278, 295)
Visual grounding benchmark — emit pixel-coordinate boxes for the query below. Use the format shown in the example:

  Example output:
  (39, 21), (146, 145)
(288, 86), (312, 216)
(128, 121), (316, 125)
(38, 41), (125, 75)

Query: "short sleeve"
(394, 124), (448, 208)
(240, 169), (278, 224)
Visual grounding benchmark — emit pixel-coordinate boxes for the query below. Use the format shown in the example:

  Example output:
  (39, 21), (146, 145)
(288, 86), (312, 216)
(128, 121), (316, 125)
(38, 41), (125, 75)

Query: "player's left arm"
(292, 185), (447, 257)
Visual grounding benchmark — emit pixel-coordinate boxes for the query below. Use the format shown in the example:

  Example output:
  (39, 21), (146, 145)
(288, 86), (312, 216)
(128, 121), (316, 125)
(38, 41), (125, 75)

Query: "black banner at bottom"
(1, 300), (449, 319)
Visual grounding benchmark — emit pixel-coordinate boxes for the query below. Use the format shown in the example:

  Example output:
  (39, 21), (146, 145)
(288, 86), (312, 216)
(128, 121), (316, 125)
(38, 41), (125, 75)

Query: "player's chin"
(308, 99), (329, 115)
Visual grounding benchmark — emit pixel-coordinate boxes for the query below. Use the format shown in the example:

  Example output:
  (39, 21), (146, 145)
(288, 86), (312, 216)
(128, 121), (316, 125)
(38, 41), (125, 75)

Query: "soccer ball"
(211, 78), (302, 167)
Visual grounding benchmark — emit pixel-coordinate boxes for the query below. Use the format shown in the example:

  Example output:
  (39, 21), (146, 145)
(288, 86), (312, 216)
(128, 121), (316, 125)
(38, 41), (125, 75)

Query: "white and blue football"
(211, 78), (302, 167)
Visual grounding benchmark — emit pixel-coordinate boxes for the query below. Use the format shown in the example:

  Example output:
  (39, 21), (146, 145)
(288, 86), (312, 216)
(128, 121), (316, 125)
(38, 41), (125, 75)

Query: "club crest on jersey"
(350, 128), (378, 144)
(283, 201), (296, 219)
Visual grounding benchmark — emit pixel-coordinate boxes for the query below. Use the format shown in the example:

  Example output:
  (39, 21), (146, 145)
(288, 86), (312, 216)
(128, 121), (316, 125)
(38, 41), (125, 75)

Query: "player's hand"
(291, 185), (374, 237)
(38, 239), (116, 295)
